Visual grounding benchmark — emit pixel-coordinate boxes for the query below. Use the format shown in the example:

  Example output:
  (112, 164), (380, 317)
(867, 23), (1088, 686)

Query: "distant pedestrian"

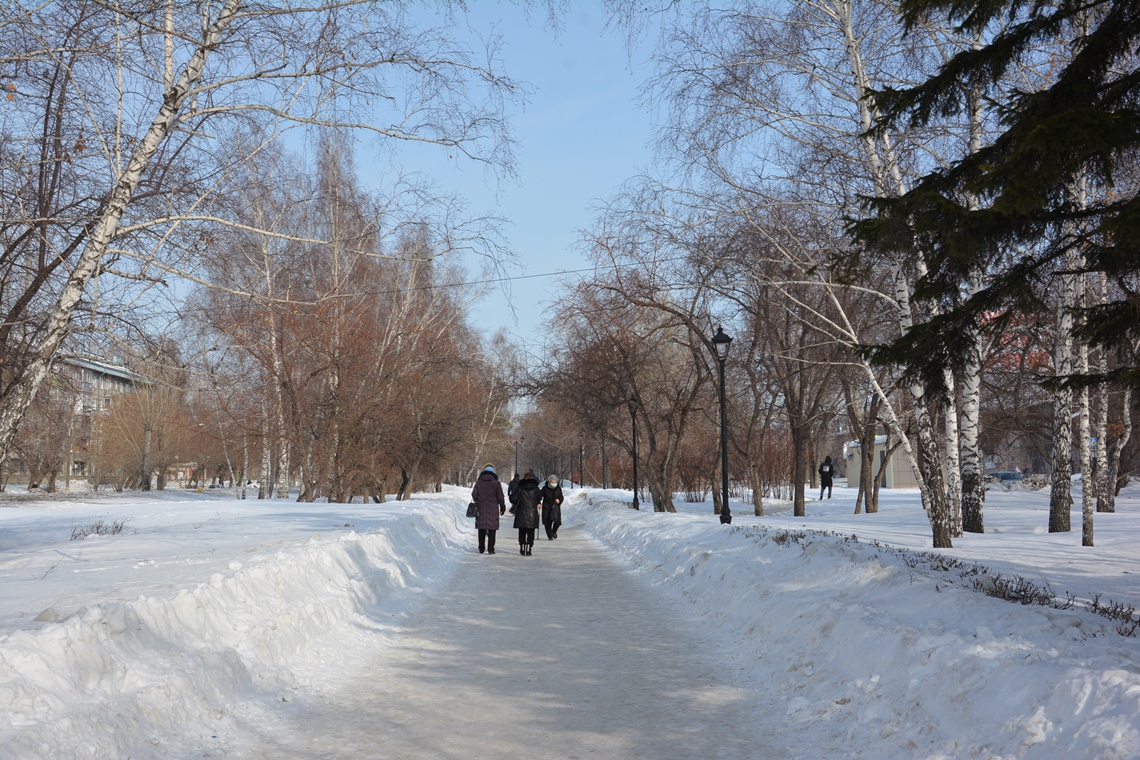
(818, 456), (834, 500)
(540, 475), (564, 540)
(507, 472), (520, 505)
(510, 470), (542, 555)
(471, 463), (506, 555)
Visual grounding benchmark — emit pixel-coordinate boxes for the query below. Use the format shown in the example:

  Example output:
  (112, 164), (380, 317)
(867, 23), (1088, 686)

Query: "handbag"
(466, 502), (479, 518)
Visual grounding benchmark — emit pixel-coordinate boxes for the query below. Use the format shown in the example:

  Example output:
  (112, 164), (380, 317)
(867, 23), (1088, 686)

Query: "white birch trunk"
(1076, 259), (1093, 545)
(959, 318), (986, 533)
(259, 399), (273, 500)
(893, 269), (954, 547)
(959, 43), (988, 535)
(943, 369), (963, 537)
(838, 0), (951, 545)
(0, 0), (241, 470)
(1094, 274), (1111, 512)
(1049, 248), (1077, 533)
(1079, 337), (1094, 546)
(240, 434), (249, 501)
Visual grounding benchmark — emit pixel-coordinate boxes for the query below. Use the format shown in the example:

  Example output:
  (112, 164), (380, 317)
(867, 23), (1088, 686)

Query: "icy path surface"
(227, 525), (776, 759)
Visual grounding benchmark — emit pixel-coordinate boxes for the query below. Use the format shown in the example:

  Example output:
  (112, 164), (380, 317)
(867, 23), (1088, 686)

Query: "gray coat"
(471, 471), (505, 530)
(511, 476), (542, 530)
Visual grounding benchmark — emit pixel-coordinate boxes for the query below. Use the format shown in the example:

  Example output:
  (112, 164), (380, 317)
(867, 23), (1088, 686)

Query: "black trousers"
(478, 529), (496, 553)
(518, 527), (535, 546)
(820, 482), (833, 499)
(544, 521), (561, 539)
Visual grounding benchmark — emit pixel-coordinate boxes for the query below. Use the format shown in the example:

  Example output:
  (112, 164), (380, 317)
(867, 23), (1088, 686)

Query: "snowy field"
(0, 480), (1137, 758)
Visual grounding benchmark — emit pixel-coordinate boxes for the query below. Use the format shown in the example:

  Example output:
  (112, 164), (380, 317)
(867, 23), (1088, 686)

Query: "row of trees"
(519, 0), (1136, 547)
(189, 137), (514, 501)
(0, 2), (530, 495)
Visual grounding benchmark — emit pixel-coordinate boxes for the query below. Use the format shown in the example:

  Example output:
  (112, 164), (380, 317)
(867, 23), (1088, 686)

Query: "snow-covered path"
(4, 486), (1138, 758)
(227, 524), (776, 759)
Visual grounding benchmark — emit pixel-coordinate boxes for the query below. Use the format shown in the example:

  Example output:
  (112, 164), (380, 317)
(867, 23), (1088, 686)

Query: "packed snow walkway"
(231, 524), (775, 759)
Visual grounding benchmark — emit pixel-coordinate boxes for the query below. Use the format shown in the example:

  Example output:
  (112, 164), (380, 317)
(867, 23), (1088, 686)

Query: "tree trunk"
(240, 434), (249, 500)
(792, 422), (809, 517)
(959, 313), (986, 533)
(1094, 275), (1112, 513)
(943, 371), (963, 537)
(601, 433), (609, 489)
(141, 425), (153, 492)
(275, 397), (290, 499)
(1078, 301), (1094, 546)
(259, 405), (273, 500)
(1049, 248), (1078, 533)
(397, 467), (411, 501)
(1080, 380), (1094, 546)
(0, 0), (241, 473)
(861, 426), (877, 513)
(915, 390), (953, 547)
(748, 457), (765, 516)
(1105, 386), (1132, 511)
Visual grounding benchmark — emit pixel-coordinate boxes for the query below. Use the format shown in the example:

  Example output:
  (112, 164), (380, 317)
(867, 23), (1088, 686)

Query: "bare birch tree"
(0, 0), (522, 472)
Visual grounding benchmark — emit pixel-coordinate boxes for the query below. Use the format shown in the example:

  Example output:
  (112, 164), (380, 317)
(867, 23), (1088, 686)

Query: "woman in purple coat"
(471, 463), (506, 554)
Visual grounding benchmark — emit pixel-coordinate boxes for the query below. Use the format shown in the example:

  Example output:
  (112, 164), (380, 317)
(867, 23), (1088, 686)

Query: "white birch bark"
(1094, 273), (1111, 512)
(959, 35), (988, 534)
(259, 399), (273, 501)
(1049, 247), (1077, 533)
(241, 433), (249, 501)
(959, 303), (986, 533)
(838, 0), (951, 544)
(1079, 332), (1094, 547)
(1075, 262), (1093, 545)
(0, 0), (241, 470)
(943, 370), (963, 537)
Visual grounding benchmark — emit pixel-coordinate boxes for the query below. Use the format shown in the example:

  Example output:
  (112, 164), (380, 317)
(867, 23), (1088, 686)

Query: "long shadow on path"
(233, 524), (776, 759)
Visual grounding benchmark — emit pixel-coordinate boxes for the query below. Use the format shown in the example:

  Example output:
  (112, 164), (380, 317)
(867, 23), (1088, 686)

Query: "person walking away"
(471, 464), (506, 554)
(540, 475), (564, 540)
(511, 470), (542, 555)
(507, 472), (520, 506)
(818, 456), (835, 500)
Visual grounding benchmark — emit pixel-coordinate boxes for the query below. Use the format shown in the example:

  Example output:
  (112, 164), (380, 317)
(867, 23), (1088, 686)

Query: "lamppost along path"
(629, 395), (640, 510)
(712, 327), (732, 524)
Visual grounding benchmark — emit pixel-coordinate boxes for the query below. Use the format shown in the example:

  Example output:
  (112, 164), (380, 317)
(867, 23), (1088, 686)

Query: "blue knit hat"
(483, 463), (495, 473)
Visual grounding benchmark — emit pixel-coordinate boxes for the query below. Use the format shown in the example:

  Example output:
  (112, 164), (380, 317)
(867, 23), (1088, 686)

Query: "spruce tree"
(852, 0), (1140, 391)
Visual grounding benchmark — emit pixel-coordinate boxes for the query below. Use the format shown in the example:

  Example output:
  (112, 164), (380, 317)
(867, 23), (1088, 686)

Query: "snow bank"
(0, 497), (468, 759)
(572, 491), (1140, 760)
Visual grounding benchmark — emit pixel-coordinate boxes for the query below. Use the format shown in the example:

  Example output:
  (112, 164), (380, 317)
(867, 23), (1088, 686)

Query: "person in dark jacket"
(510, 470), (542, 555)
(507, 472), (520, 504)
(540, 475), (564, 540)
(818, 456), (834, 500)
(471, 463), (506, 554)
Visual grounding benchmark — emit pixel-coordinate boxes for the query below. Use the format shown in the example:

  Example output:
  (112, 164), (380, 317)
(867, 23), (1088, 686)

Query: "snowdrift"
(571, 491), (1140, 760)
(0, 497), (467, 759)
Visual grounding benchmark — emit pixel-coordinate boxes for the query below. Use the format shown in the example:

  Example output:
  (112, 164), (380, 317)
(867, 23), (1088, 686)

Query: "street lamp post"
(629, 395), (640, 510)
(513, 437), (524, 475)
(712, 326), (733, 524)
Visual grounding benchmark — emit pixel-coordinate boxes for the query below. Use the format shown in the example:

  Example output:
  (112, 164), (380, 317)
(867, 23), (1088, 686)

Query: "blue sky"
(377, 5), (659, 346)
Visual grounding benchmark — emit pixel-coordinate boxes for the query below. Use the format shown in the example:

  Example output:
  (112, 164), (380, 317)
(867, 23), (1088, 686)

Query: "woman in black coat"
(471, 464), (506, 554)
(540, 476), (564, 540)
(510, 470), (542, 555)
